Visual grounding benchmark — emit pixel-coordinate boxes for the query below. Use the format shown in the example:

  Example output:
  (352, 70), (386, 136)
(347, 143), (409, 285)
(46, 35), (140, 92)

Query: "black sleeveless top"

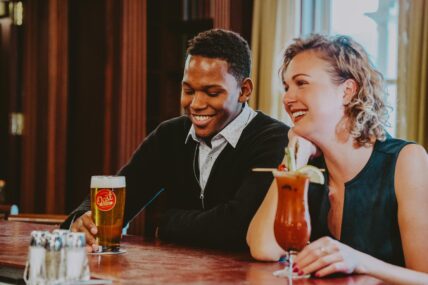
(308, 136), (412, 266)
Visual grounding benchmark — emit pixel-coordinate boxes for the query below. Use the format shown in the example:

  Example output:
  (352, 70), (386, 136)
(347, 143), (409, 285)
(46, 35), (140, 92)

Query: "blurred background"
(0, 0), (426, 233)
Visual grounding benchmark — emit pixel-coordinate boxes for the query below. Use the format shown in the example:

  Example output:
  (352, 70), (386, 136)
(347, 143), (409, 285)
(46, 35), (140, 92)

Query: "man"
(62, 29), (288, 250)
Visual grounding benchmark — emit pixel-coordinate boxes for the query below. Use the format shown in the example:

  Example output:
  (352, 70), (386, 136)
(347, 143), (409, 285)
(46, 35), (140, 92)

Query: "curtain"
(250, 0), (300, 125)
(397, 0), (428, 148)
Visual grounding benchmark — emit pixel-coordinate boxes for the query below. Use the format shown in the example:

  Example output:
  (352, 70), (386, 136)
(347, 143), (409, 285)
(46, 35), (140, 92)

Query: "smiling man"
(62, 29), (289, 250)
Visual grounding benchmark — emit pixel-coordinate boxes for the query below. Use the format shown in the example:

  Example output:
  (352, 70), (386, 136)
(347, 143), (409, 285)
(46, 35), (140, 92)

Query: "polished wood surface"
(7, 213), (67, 224)
(0, 221), (387, 285)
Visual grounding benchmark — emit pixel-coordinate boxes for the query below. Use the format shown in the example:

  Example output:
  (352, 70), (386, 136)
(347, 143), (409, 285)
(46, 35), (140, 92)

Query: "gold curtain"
(397, 0), (428, 148)
(250, 0), (300, 125)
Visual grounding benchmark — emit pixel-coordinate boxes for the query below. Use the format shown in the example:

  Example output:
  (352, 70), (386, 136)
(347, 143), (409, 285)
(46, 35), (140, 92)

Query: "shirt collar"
(185, 104), (255, 148)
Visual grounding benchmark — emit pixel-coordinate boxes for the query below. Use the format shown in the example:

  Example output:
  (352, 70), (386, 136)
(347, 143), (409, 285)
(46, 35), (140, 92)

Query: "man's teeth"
(292, 111), (307, 118)
(194, 115), (211, 121)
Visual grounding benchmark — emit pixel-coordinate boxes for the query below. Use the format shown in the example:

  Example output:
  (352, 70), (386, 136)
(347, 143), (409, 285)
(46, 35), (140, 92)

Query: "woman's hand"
(287, 129), (319, 169)
(294, 237), (368, 277)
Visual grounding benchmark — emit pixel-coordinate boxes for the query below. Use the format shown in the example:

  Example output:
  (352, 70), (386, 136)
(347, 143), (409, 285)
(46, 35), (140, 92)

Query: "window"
(302, 0), (399, 136)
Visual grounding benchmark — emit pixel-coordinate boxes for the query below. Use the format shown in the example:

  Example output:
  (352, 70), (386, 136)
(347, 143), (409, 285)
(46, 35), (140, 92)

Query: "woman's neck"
(316, 135), (374, 186)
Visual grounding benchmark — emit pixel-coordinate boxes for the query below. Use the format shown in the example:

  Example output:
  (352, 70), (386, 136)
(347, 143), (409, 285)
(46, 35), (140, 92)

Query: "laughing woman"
(246, 34), (428, 285)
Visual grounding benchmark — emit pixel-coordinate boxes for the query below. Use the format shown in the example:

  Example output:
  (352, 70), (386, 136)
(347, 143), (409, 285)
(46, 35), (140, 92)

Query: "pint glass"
(90, 176), (126, 252)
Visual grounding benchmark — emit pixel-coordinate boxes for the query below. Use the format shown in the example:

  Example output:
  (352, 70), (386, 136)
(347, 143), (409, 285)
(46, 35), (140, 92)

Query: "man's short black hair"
(186, 29), (251, 82)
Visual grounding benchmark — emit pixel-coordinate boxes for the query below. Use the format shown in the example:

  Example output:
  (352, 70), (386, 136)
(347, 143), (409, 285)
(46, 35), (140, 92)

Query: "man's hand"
(70, 211), (99, 252)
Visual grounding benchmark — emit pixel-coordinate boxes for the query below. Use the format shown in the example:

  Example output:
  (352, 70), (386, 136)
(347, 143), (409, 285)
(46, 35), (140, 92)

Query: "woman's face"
(282, 50), (348, 141)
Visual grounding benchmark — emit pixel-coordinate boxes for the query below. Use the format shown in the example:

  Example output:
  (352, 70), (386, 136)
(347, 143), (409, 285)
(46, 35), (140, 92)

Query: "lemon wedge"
(296, 165), (325, 184)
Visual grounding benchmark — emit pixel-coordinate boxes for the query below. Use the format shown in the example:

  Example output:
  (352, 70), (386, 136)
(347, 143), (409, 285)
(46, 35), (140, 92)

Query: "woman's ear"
(343, 79), (358, 105)
(238, 78), (253, 103)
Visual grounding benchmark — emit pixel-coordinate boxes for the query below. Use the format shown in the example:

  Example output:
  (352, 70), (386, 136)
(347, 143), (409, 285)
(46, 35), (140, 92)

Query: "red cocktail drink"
(273, 170), (311, 278)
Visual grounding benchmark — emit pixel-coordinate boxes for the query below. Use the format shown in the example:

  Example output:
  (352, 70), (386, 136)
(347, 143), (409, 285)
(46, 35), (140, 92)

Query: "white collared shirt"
(185, 104), (257, 190)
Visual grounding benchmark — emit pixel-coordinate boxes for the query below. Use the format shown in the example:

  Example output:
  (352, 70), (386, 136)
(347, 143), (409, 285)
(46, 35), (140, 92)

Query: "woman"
(246, 34), (428, 285)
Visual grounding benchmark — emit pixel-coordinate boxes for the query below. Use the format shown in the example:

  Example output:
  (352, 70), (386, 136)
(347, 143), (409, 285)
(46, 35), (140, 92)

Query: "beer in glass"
(273, 170), (311, 278)
(90, 176), (126, 252)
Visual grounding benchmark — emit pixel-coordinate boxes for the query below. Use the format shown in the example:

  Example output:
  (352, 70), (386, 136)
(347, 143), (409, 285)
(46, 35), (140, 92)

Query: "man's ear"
(238, 78), (253, 103)
(343, 79), (358, 105)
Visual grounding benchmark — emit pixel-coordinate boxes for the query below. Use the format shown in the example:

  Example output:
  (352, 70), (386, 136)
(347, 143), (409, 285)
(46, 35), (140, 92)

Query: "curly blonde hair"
(280, 34), (389, 146)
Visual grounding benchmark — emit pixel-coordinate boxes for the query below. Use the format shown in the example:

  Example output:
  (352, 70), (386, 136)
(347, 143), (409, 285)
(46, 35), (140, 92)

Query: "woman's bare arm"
(246, 180), (285, 261)
(395, 144), (428, 272)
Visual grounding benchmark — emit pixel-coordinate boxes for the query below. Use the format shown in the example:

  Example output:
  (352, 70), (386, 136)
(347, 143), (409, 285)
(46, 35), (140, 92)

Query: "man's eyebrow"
(203, 84), (224, 89)
(181, 82), (224, 89)
(182, 81), (191, 86)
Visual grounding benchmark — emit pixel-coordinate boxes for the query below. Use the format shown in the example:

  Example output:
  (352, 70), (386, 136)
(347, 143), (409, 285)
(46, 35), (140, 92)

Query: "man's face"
(181, 55), (247, 140)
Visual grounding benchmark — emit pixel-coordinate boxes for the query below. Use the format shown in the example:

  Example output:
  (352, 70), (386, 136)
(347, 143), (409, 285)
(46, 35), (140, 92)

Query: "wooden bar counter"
(0, 221), (387, 285)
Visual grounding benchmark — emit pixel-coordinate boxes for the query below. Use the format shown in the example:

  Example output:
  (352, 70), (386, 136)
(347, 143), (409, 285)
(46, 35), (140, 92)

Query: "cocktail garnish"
(278, 147), (325, 184)
(296, 165), (325, 184)
(277, 164), (287, 171)
(284, 147), (296, 172)
(252, 147), (325, 184)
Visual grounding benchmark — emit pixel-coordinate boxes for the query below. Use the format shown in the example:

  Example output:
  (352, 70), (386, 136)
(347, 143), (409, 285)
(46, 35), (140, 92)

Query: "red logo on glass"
(95, 189), (116, 211)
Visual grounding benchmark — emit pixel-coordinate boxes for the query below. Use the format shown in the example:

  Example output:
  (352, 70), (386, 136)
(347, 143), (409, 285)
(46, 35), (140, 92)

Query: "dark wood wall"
(0, 0), (147, 215)
(0, 13), (22, 205)
(67, 0), (112, 212)
(0, 15), (13, 203)
(20, 0), (69, 213)
(67, 0), (147, 213)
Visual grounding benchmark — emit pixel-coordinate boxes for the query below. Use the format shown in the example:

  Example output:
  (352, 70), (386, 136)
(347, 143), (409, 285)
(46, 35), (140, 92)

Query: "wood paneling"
(118, 0), (147, 236)
(211, 0), (230, 29)
(117, 0), (147, 168)
(0, 15), (21, 205)
(67, 0), (109, 212)
(20, 0), (68, 214)
(211, 0), (254, 42)
(112, 2), (148, 235)
(146, 0), (185, 133)
(46, 0), (68, 213)
(21, 0), (47, 213)
(230, 0), (254, 43)
(67, 0), (147, 217)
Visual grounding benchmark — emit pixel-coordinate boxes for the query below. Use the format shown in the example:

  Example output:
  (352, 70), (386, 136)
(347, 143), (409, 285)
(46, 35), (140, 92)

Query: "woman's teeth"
(292, 111), (307, 118)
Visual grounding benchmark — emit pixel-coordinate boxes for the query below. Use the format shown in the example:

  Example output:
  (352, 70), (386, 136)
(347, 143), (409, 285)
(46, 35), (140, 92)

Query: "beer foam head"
(90, 176), (126, 188)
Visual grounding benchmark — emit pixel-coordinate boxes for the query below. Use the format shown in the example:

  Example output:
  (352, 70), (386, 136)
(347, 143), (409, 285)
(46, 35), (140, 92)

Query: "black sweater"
(62, 112), (288, 249)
